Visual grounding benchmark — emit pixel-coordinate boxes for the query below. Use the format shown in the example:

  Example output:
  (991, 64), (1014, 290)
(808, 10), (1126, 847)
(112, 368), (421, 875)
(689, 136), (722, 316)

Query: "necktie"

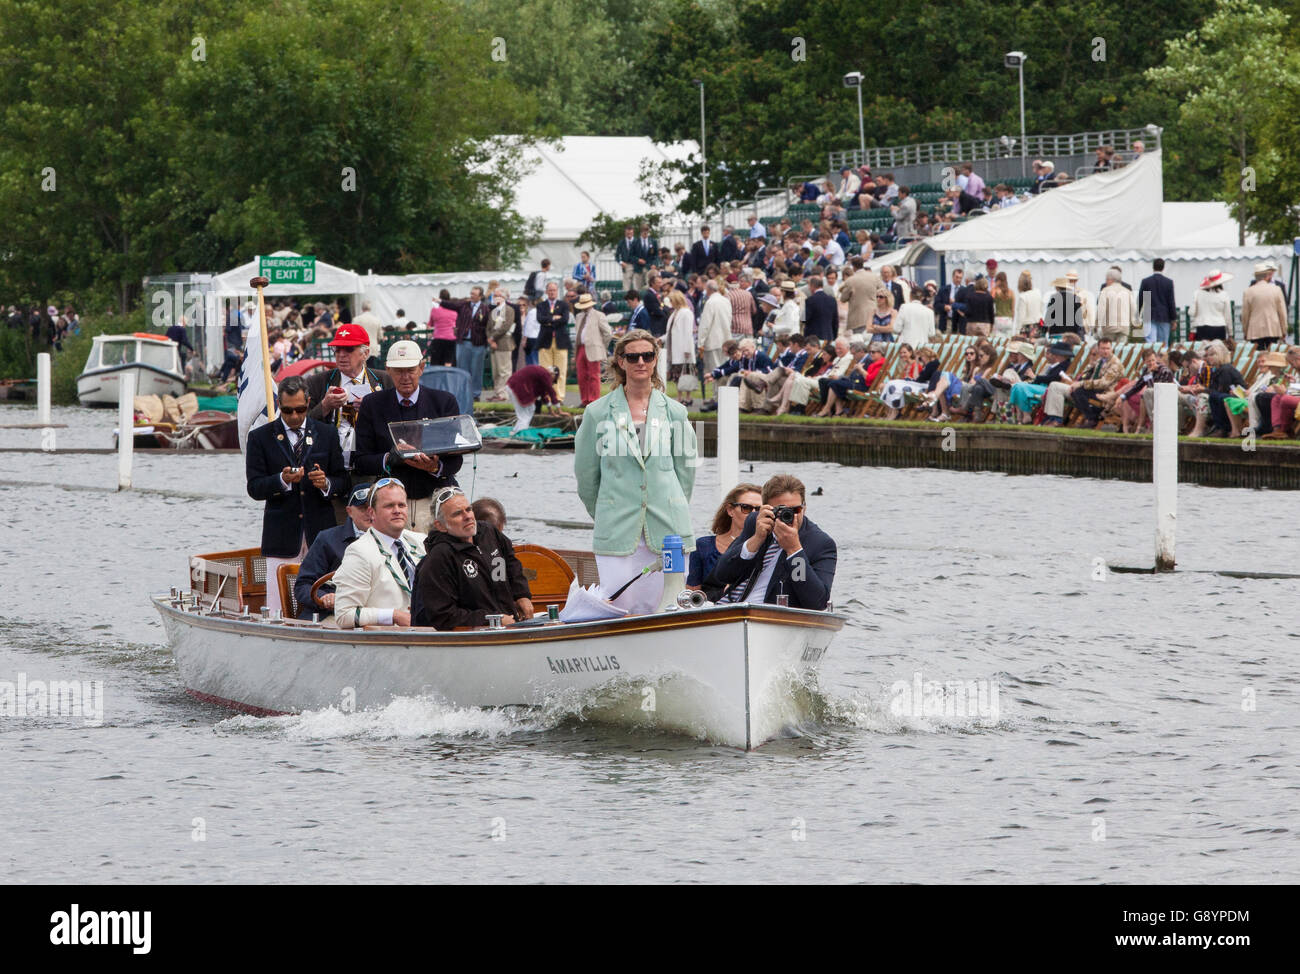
(290, 428), (306, 466)
(725, 540), (782, 603)
(393, 539), (415, 588)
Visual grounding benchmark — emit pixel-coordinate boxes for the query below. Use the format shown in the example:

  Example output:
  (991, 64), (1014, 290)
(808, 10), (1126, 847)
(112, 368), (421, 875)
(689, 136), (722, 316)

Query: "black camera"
(774, 505), (798, 525)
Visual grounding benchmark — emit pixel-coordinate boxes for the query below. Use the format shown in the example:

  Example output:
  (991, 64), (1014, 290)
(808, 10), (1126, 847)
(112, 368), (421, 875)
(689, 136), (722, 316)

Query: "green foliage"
(0, 0), (541, 311)
(578, 212), (666, 253)
(0, 327), (32, 380)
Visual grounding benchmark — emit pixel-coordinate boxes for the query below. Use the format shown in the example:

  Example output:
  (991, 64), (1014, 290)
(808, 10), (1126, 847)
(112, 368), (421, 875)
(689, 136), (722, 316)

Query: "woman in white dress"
(1013, 270), (1043, 336)
(664, 288), (697, 405)
(1191, 270), (1232, 341)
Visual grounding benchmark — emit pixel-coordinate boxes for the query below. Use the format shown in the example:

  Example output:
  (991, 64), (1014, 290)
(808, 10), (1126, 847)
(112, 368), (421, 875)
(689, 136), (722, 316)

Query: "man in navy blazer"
(1137, 258), (1177, 344)
(245, 375), (348, 613)
(353, 341), (463, 535)
(719, 226), (743, 264)
(293, 482), (373, 619)
(706, 474), (837, 609)
(690, 225), (719, 271)
(804, 275), (838, 342)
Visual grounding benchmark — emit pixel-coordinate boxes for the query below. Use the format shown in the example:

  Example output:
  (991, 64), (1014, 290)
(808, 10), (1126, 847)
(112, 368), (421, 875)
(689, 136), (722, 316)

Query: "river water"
(1, 405), (1296, 883)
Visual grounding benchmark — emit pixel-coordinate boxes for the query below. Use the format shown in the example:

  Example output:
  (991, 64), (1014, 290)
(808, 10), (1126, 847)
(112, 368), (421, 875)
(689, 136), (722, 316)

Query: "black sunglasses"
(732, 502), (759, 514)
(621, 350), (656, 363)
(280, 404), (308, 415)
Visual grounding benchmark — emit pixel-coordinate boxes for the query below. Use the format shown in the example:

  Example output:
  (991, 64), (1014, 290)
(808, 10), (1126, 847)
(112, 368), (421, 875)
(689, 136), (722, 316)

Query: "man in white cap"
(303, 322), (393, 522)
(352, 340), (463, 534)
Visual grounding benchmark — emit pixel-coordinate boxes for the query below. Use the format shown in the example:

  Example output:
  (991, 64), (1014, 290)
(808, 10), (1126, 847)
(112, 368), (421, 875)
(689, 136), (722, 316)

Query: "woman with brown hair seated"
(687, 482), (762, 602)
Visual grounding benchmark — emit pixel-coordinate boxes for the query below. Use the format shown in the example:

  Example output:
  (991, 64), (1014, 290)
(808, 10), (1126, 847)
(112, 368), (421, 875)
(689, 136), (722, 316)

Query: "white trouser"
(263, 537), (308, 615)
(595, 536), (664, 616)
(1044, 380), (1073, 418)
(505, 386), (536, 432)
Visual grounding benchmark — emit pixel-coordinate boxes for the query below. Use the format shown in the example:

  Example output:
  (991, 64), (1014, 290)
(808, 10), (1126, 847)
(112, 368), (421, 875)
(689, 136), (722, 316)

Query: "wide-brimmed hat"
(1048, 341), (1075, 357)
(1051, 277), (1072, 289)
(1064, 269), (1079, 281)
(759, 293), (780, 308)
(1199, 270), (1233, 289)
(1009, 340), (1036, 358)
(780, 280), (797, 293)
(385, 340), (423, 368)
(574, 293), (596, 311)
(328, 323), (370, 347)
(1253, 262), (1272, 276)
(1261, 351), (1289, 369)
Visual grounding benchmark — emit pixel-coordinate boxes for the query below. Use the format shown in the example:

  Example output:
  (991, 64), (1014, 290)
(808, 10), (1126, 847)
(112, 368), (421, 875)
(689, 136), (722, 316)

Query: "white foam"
(217, 695), (549, 741)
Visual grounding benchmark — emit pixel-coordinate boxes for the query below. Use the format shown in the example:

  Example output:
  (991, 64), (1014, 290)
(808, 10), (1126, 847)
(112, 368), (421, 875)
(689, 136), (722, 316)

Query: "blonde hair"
(606, 329), (664, 390)
(666, 288), (688, 310)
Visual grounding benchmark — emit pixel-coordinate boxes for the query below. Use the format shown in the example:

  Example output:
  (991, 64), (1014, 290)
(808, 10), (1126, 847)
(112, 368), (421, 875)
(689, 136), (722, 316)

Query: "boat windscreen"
(100, 341), (137, 367)
(139, 341), (176, 370)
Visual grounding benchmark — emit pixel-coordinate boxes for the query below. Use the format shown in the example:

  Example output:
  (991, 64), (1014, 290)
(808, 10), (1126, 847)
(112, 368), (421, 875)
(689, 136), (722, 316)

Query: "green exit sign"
(259, 255), (317, 285)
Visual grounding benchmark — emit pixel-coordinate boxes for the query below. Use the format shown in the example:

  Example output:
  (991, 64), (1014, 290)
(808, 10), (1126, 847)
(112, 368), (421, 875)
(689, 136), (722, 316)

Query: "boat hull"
(153, 597), (842, 748)
(78, 364), (186, 406)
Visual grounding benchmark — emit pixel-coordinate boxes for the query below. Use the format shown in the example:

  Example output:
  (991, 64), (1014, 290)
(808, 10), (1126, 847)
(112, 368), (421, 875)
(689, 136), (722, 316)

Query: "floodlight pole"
(695, 80), (707, 219)
(1017, 57), (1027, 178)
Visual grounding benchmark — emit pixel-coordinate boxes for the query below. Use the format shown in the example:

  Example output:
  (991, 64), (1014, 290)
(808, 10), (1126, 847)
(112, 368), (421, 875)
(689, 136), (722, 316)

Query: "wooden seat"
(515, 543), (577, 609)
(189, 555), (245, 613)
(277, 563), (300, 619)
(191, 547), (267, 610)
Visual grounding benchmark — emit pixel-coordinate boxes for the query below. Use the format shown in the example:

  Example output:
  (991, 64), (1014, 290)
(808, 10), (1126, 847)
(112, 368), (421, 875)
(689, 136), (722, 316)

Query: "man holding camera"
(708, 474), (837, 609)
(245, 375), (348, 614)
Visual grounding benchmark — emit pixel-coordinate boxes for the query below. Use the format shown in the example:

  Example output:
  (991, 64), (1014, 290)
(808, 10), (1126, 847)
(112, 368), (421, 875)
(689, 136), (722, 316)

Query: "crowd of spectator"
(4, 303), (80, 351)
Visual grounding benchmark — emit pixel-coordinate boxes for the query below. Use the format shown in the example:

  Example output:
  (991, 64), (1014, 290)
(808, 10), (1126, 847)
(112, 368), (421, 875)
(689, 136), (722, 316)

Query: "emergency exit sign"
(259, 255), (317, 284)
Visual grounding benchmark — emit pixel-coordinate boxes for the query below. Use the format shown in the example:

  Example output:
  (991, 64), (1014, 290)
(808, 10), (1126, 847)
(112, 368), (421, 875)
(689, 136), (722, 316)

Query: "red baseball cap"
(328, 323), (369, 347)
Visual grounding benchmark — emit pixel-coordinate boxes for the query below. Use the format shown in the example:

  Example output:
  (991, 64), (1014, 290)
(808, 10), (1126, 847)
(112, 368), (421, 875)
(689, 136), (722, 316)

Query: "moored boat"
(77, 333), (186, 406)
(156, 546), (844, 749)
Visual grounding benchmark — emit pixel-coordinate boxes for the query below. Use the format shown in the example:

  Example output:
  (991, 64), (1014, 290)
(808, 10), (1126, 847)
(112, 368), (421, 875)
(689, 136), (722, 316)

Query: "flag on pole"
(237, 298), (276, 453)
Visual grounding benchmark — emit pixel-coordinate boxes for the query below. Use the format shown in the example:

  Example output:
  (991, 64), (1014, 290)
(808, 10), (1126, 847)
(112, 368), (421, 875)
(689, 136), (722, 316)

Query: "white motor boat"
(77, 332), (186, 407)
(154, 547), (844, 749)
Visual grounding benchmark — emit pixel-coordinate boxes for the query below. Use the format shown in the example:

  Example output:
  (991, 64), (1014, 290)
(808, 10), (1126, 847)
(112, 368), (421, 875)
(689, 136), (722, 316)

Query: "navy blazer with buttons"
(245, 417), (348, 558)
(292, 520), (364, 618)
(706, 511), (837, 609)
(1137, 273), (1176, 324)
(536, 298), (571, 350)
(804, 289), (838, 342)
(352, 386), (463, 501)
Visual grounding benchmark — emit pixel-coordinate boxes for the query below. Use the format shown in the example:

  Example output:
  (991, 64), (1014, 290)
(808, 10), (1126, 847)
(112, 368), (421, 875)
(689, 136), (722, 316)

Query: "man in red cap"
(304, 322), (393, 523)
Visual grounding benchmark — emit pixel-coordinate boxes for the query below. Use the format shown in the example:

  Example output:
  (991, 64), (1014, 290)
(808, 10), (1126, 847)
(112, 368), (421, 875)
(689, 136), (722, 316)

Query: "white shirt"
(822, 238), (846, 267)
(277, 420), (329, 496)
(523, 307), (540, 339)
(336, 369), (372, 463)
(737, 537), (801, 603)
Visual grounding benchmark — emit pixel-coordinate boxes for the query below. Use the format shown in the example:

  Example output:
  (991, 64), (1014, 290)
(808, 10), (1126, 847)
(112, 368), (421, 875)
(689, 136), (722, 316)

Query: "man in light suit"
(841, 257), (881, 336)
(690, 225), (718, 272)
(245, 375), (348, 614)
(486, 287), (516, 400)
(332, 479), (427, 629)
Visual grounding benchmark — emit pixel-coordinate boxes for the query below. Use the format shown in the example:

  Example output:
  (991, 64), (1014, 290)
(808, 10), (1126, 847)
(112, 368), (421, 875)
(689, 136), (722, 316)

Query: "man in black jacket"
(352, 341), (463, 535)
(936, 269), (966, 334)
(707, 474), (836, 609)
(442, 287), (491, 402)
(1137, 258), (1177, 345)
(719, 225), (743, 264)
(535, 280), (572, 402)
(803, 275), (838, 342)
(690, 224), (718, 272)
(293, 482), (374, 619)
(640, 274), (666, 337)
(412, 489), (533, 630)
(245, 375), (348, 614)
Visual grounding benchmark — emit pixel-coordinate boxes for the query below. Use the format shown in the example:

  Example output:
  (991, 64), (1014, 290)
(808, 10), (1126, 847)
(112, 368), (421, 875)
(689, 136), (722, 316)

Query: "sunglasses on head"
(621, 350), (656, 363)
(368, 476), (405, 506)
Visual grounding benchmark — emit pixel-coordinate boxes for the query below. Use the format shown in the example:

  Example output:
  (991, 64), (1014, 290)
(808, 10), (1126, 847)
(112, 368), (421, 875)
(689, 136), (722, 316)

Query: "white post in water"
(36, 352), (51, 425)
(117, 373), (136, 491)
(1152, 382), (1177, 572)
(718, 384), (739, 503)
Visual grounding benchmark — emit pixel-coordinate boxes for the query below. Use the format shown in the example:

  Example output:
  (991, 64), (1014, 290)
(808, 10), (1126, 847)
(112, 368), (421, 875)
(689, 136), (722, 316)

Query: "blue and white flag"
(237, 300), (276, 453)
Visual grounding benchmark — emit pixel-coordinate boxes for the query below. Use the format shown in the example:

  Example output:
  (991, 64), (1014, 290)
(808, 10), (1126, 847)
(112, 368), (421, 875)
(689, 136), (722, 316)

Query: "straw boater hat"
(1064, 269), (1079, 281)
(1051, 276), (1072, 289)
(1253, 262), (1272, 276)
(574, 293), (596, 311)
(780, 280), (797, 294)
(1261, 351), (1289, 370)
(1199, 270), (1233, 289)
(1009, 340), (1036, 358)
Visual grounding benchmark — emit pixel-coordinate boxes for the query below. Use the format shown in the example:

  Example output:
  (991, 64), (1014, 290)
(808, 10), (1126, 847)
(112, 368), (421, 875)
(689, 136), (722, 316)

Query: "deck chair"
(514, 544), (577, 610)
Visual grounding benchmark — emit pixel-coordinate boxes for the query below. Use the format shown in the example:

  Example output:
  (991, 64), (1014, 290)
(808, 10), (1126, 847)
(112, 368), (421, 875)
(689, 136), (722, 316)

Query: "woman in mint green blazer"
(574, 329), (697, 614)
